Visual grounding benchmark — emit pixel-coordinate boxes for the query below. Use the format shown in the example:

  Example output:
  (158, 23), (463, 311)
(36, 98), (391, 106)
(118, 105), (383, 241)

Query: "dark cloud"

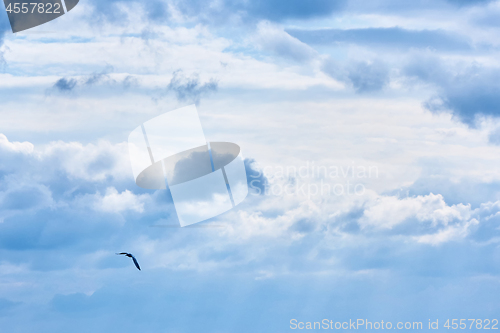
(53, 78), (77, 92)
(51, 67), (138, 94)
(404, 55), (500, 125)
(161, 70), (218, 104)
(84, 65), (114, 86)
(322, 58), (390, 93)
(122, 75), (139, 89)
(346, 61), (390, 93)
(287, 27), (471, 51)
(425, 78), (500, 125)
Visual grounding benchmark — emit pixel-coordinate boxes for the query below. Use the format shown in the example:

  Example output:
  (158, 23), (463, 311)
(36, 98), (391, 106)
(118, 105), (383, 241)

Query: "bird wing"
(132, 256), (141, 270)
(117, 252), (128, 255)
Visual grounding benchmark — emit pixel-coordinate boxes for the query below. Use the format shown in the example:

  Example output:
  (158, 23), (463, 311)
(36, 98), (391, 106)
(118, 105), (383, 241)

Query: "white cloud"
(94, 187), (147, 213)
(0, 134), (34, 154)
(414, 218), (479, 245)
(361, 193), (472, 229)
(40, 140), (132, 182)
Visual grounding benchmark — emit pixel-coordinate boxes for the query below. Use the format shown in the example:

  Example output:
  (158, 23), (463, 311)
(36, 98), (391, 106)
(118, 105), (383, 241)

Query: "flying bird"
(116, 252), (141, 270)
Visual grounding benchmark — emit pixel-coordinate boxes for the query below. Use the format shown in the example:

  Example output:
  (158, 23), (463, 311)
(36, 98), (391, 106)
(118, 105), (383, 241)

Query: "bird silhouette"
(116, 252), (141, 270)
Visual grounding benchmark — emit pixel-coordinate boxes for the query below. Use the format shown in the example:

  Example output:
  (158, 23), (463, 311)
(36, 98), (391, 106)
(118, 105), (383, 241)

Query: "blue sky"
(0, 0), (500, 332)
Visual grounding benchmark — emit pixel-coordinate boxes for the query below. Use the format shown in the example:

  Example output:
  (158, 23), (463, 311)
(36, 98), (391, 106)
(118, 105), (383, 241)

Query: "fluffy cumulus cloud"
(360, 194), (473, 229)
(1, 0), (500, 331)
(1, 121), (499, 329)
(0, 133), (33, 154)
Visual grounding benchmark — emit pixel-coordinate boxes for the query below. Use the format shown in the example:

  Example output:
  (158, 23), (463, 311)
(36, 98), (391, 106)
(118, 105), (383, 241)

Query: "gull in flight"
(116, 252), (141, 270)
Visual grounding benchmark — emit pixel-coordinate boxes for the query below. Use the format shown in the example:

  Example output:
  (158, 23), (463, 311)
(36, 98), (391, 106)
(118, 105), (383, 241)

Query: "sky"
(0, 0), (500, 332)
